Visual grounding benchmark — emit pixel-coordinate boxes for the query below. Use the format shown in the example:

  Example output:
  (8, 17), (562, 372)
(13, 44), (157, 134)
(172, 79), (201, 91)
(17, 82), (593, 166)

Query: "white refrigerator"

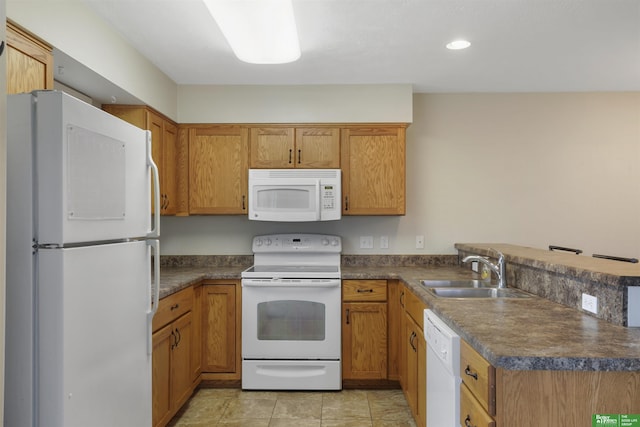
(5, 91), (160, 427)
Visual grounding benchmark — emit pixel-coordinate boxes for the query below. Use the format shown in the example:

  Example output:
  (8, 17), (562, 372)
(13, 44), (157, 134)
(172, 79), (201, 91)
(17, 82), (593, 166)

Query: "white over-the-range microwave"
(248, 169), (341, 222)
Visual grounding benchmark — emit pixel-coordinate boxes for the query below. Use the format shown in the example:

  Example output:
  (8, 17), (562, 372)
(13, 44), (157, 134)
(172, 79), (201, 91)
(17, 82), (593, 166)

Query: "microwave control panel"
(322, 185), (336, 210)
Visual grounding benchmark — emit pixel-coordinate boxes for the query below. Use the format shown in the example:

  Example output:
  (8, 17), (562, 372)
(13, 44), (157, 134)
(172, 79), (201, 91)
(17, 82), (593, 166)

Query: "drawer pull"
(357, 289), (374, 293)
(464, 365), (478, 380)
(464, 415), (476, 427)
(170, 303), (179, 310)
(345, 309), (350, 325)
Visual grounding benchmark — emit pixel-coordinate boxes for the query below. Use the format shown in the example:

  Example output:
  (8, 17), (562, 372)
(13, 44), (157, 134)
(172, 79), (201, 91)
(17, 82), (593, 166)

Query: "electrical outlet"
(360, 236), (374, 249)
(380, 236), (389, 249)
(582, 293), (598, 314)
(471, 261), (479, 273)
(415, 235), (425, 249)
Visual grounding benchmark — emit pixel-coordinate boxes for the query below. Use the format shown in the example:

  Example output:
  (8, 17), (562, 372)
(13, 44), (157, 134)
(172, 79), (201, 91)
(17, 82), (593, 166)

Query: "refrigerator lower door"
(38, 241), (153, 427)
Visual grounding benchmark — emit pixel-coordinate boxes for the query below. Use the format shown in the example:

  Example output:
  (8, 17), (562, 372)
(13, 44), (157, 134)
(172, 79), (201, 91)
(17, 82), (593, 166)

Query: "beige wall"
(160, 92), (640, 258)
(178, 84), (413, 123)
(7, 0), (178, 118)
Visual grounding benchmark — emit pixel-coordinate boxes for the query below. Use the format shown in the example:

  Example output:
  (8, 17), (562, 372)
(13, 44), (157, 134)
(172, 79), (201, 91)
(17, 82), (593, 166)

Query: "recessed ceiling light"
(446, 40), (471, 50)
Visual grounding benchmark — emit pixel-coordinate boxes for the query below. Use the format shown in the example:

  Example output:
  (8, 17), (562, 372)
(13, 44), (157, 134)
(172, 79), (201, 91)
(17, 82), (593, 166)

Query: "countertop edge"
(158, 266), (640, 372)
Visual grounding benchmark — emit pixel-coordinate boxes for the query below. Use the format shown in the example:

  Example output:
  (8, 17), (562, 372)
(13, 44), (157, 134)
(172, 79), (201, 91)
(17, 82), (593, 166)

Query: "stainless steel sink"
(420, 279), (491, 288)
(427, 287), (531, 299)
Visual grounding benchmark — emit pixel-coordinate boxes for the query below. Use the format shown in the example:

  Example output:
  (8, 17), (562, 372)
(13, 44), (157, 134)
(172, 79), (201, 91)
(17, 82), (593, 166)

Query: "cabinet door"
(249, 127), (295, 168)
(404, 316), (419, 415)
(202, 284), (237, 373)
(342, 302), (388, 380)
(6, 22), (53, 94)
(416, 328), (427, 427)
(191, 285), (203, 382)
(295, 127), (340, 168)
(147, 112), (164, 216)
(161, 120), (178, 215)
(171, 312), (193, 412)
(189, 126), (249, 214)
(341, 127), (406, 215)
(152, 324), (173, 427)
(387, 280), (402, 381)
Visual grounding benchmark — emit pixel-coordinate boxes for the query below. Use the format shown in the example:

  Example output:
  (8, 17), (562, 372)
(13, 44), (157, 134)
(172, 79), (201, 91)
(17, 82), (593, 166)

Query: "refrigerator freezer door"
(38, 241), (153, 427)
(27, 91), (154, 244)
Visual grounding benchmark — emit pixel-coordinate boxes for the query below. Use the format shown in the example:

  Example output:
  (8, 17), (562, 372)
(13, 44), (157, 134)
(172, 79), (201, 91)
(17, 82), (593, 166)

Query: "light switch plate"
(582, 293), (598, 314)
(360, 236), (374, 249)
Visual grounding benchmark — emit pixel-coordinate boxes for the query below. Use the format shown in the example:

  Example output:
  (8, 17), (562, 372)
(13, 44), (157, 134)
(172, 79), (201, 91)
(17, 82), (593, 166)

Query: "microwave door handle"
(316, 180), (321, 220)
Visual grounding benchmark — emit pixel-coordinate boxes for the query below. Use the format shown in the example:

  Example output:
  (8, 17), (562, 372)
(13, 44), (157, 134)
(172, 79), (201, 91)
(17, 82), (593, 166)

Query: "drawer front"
(461, 384), (496, 427)
(343, 280), (387, 302)
(460, 340), (496, 416)
(404, 287), (426, 329)
(153, 287), (194, 332)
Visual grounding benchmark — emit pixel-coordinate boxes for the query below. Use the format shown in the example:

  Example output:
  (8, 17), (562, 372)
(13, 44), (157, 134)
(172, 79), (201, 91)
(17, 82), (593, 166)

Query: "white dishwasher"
(424, 309), (461, 427)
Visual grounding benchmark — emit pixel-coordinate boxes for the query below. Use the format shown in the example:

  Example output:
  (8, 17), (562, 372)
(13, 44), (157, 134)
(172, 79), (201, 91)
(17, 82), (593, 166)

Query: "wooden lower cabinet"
(399, 285), (427, 427)
(342, 280), (388, 381)
(152, 287), (198, 427)
(201, 281), (242, 381)
(191, 284), (203, 381)
(461, 338), (640, 427)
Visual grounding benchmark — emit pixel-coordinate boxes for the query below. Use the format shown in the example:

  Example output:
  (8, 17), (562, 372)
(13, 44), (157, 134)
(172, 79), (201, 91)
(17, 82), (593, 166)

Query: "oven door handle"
(242, 280), (341, 288)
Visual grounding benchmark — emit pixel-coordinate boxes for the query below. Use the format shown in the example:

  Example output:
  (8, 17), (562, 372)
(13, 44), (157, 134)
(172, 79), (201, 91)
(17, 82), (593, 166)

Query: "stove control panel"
(252, 234), (342, 253)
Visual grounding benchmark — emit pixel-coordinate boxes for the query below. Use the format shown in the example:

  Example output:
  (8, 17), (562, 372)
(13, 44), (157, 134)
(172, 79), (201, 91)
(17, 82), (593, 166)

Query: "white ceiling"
(78, 0), (639, 95)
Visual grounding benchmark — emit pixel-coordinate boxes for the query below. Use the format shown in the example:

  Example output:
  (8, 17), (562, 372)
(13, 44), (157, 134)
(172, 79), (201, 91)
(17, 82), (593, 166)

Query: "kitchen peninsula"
(156, 244), (640, 427)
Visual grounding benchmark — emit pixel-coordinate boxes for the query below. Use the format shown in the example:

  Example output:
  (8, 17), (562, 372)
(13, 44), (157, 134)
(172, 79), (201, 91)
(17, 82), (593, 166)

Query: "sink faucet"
(462, 249), (507, 288)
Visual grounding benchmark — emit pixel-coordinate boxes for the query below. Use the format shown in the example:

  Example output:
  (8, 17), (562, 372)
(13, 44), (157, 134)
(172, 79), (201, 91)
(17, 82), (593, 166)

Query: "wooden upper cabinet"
(341, 126), (406, 215)
(296, 127), (341, 168)
(188, 125), (249, 214)
(102, 105), (185, 216)
(249, 127), (295, 168)
(6, 21), (54, 94)
(249, 126), (340, 169)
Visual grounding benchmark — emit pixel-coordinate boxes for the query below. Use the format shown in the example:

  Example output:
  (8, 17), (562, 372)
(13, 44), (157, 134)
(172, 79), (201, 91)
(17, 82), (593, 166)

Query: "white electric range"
(241, 233), (342, 390)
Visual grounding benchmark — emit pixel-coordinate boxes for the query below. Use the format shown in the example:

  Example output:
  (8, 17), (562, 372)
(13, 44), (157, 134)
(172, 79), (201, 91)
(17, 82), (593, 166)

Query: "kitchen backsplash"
(455, 243), (640, 327)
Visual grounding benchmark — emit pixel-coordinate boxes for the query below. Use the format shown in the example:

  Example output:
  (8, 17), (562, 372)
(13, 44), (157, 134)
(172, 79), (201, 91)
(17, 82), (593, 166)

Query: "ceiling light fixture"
(446, 40), (471, 50)
(203, 0), (301, 64)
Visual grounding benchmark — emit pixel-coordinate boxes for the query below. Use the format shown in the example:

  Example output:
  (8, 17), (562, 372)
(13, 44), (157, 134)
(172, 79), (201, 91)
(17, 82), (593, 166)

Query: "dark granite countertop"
(158, 263), (640, 372)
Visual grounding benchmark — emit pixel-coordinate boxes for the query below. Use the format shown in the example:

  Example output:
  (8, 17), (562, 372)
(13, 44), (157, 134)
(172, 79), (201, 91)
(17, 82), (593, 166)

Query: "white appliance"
(5, 91), (160, 427)
(241, 234), (342, 390)
(424, 309), (461, 427)
(248, 169), (341, 221)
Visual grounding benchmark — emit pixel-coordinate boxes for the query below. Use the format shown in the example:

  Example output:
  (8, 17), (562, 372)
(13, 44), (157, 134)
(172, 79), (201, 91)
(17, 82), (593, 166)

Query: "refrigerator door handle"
(147, 239), (160, 355)
(146, 131), (161, 238)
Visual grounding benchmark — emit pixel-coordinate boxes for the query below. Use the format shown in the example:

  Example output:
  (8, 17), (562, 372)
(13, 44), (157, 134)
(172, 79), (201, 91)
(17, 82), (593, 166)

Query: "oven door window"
(257, 300), (325, 341)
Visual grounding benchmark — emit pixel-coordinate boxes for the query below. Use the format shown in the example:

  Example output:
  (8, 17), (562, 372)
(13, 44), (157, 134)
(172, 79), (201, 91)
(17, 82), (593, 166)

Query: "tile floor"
(168, 388), (417, 427)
